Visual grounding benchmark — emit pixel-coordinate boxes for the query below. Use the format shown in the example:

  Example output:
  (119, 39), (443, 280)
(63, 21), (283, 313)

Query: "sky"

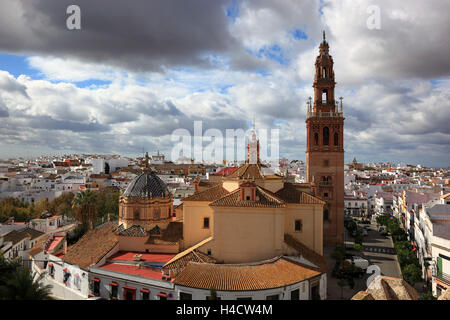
(0, 0), (449, 167)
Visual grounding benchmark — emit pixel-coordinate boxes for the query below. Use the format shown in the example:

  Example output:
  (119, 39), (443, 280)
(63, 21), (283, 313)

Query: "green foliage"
(1, 187), (120, 229)
(331, 245), (346, 262)
(353, 243), (363, 252)
(376, 215), (390, 226)
(207, 287), (218, 300)
(67, 224), (87, 245)
(95, 188), (120, 224)
(402, 264), (422, 286)
(337, 279), (347, 299)
(0, 256), (53, 300)
(72, 189), (98, 228)
(0, 197), (36, 222)
(47, 193), (75, 218)
(354, 230), (363, 245)
(344, 220), (357, 234)
(418, 291), (436, 300)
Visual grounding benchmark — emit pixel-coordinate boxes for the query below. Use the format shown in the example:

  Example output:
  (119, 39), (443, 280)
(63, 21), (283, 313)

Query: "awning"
(109, 282), (118, 287)
(140, 288), (150, 293)
(157, 292), (167, 298)
(92, 278), (100, 283)
(123, 286), (136, 291)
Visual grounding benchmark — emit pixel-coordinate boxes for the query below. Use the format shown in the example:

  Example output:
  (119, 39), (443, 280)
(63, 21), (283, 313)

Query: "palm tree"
(0, 262), (53, 300)
(72, 189), (98, 229)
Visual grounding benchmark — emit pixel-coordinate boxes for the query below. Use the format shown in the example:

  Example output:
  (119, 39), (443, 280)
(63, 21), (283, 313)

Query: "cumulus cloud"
(0, 0), (449, 166)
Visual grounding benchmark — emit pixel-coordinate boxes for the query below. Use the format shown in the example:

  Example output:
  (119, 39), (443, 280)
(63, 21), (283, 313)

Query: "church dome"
(122, 172), (170, 198)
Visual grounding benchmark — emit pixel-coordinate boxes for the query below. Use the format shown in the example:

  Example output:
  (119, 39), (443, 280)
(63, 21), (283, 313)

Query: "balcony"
(307, 111), (343, 119)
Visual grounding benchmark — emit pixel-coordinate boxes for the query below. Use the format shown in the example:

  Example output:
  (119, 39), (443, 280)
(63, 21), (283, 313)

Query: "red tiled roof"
(63, 222), (118, 269)
(163, 237), (213, 270)
(227, 163), (264, 180)
(46, 236), (64, 252)
(108, 251), (175, 263)
(213, 167), (239, 176)
(99, 263), (164, 281)
(183, 184), (229, 202)
(174, 257), (321, 291)
(209, 185), (285, 208)
(275, 183), (326, 205)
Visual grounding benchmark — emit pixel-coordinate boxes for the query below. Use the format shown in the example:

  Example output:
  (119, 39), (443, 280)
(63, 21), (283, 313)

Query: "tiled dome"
(122, 172), (170, 198)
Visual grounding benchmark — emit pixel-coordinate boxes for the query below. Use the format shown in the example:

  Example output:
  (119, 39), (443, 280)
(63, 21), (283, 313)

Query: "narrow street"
(325, 218), (402, 299)
(359, 219), (402, 279)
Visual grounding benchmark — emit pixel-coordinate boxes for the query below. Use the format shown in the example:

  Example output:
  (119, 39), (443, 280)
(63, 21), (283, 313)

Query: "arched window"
(323, 127), (329, 145)
(334, 132), (339, 146)
(314, 133), (319, 145)
(154, 209), (160, 220)
(134, 210), (139, 220)
(323, 68), (326, 78)
(322, 90), (327, 102)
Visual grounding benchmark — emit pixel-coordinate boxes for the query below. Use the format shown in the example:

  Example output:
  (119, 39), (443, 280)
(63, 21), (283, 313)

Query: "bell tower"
(306, 31), (345, 245)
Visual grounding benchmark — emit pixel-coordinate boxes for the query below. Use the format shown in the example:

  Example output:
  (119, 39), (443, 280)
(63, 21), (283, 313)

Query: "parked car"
(345, 256), (369, 272)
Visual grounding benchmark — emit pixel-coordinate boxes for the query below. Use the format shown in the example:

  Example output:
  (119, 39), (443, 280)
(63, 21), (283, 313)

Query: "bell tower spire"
(305, 34), (345, 246)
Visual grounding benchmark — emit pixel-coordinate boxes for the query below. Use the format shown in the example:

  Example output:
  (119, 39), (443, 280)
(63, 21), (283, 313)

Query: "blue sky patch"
(291, 29), (308, 40)
(0, 53), (41, 79)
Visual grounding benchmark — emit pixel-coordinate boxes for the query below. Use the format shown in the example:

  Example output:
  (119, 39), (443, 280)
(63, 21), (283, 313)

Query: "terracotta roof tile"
(63, 221), (118, 269)
(227, 163), (264, 180)
(275, 183), (326, 205)
(163, 237), (213, 270)
(183, 184), (229, 202)
(284, 234), (328, 273)
(174, 256), (321, 291)
(209, 186), (285, 208)
(117, 225), (147, 237)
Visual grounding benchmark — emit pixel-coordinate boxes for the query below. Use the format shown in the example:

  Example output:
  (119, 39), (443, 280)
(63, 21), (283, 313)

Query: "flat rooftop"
(99, 263), (166, 281)
(108, 251), (176, 264)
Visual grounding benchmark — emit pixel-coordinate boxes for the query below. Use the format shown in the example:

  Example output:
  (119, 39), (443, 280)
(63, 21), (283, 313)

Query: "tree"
(95, 188), (120, 224)
(354, 230), (363, 246)
(337, 279), (347, 300)
(47, 193), (75, 218)
(0, 256), (53, 300)
(207, 286), (218, 300)
(402, 264), (422, 286)
(67, 224), (87, 245)
(418, 291), (436, 300)
(331, 245), (346, 262)
(72, 189), (98, 228)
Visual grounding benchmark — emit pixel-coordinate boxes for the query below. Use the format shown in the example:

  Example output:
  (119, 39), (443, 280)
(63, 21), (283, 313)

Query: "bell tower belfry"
(306, 31), (345, 245)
